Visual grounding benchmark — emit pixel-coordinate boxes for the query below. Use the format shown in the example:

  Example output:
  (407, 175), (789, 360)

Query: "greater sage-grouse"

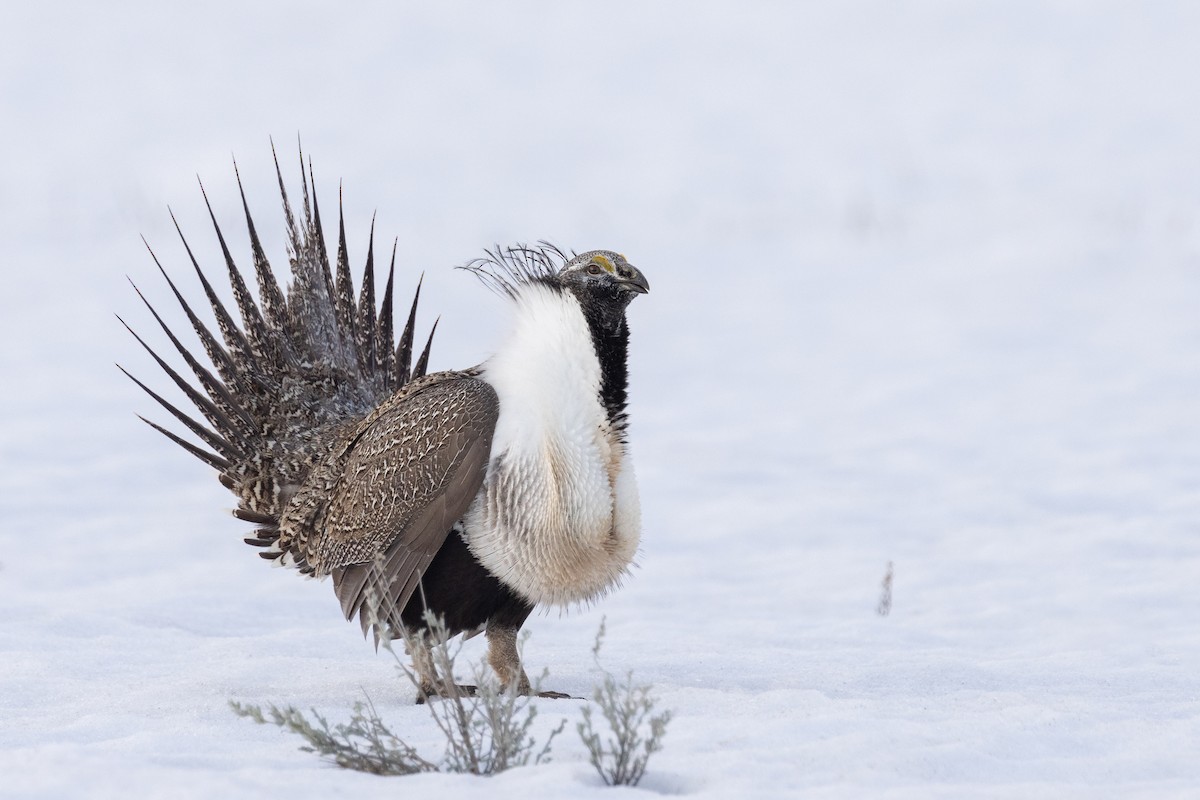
(121, 153), (649, 698)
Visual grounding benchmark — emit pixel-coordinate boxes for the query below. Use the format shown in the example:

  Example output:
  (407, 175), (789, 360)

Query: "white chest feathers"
(465, 285), (641, 607)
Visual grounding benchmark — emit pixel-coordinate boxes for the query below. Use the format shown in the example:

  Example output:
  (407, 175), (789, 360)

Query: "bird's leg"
(485, 621), (576, 699)
(404, 630), (477, 704)
(485, 621), (531, 694)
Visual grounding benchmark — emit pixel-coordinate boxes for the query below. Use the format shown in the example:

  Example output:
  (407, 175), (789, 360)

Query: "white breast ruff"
(466, 284), (641, 606)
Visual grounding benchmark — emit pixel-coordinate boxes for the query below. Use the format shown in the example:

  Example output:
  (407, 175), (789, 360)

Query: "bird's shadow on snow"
(638, 773), (696, 795)
(579, 771), (697, 795)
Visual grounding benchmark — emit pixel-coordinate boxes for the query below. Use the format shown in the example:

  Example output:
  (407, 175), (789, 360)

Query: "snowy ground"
(2, 2), (1199, 798)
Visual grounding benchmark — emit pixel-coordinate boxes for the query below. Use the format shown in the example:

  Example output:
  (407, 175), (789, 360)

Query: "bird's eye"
(587, 263), (603, 275)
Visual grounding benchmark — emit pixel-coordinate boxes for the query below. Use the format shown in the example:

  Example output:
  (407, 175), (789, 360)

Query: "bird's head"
(462, 244), (649, 331)
(556, 250), (649, 330)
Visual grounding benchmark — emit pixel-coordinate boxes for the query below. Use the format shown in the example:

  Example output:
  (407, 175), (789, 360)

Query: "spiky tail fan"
(120, 151), (435, 575)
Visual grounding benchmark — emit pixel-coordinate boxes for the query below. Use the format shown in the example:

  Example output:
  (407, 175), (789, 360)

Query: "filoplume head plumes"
(122, 150), (649, 698)
(462, 243), (648, 301)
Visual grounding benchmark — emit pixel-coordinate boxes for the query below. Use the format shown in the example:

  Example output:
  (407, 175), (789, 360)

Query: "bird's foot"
(415, 683), (477, 704)
(417, 683), (578, 701)
(508, 676), (579, 699)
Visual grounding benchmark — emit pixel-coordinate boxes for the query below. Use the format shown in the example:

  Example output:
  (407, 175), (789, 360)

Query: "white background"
(2, 3), (1198, 798)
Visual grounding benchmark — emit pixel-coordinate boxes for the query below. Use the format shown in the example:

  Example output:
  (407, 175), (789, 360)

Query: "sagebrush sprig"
(233, 575), (667, 782)
(231, 603), (564, 776)
(230, 698), (436, 775)
(577, 618), (672, 786)
(877, 560), (894, 617)
(383, 611), (564, 775)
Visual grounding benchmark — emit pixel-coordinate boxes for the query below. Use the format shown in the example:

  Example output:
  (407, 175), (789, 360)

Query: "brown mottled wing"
(323, 375), (498, 635)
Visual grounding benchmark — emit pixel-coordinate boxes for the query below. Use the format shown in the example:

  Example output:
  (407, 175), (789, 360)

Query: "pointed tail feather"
(234, 158), (294, 363)
(413, 317), (437, 379)
(136, 414), (231, 472)
(118, 364), (241, 461)
(117, 311), (252, 451)
(199, 175), (276, 372)
(333, 188), (361, 372)
(396, 267), (421, 385)
(356, 227), (379, 379)
(377, 237), (396, 392)
(147, 229), (255, 401)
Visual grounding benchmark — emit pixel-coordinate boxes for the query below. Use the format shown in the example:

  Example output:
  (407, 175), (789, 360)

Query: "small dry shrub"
(576, 618), (672, 787)
(232, 605), (562, 776)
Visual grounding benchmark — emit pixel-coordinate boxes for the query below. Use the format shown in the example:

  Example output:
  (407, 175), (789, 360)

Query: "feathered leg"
(484, 622), (530, 694)
(485, 620), (575, 699)
(404, 633), (480, 704)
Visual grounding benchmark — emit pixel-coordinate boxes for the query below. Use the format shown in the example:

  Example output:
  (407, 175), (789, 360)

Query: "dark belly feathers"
(401, 528), (534, 635)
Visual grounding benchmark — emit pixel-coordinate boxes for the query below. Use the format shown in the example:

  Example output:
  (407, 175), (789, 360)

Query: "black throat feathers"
(578, 300), (632, 438)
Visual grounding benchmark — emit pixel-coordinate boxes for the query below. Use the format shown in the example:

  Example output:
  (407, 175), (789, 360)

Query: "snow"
(3, 2), (1200, 797)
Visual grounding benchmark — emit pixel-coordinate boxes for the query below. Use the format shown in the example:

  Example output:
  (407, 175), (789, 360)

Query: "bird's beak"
(619, 267), (650, 295)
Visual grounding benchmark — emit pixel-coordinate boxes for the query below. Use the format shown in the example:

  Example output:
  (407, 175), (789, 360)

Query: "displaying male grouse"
(122, 153), (649, 697)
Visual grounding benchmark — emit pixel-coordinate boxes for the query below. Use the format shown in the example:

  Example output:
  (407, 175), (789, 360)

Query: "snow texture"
(2, 2), (1199, 798)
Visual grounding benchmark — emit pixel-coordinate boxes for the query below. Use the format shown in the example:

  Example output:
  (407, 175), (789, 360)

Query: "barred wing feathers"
(285, 373), (499, 633)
